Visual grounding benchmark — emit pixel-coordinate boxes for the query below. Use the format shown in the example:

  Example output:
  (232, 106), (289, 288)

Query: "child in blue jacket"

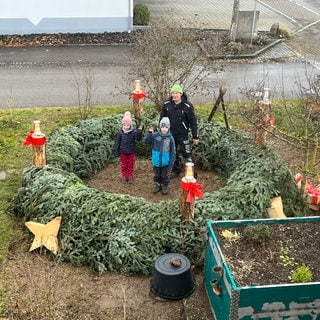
(144, 117), (176, 195)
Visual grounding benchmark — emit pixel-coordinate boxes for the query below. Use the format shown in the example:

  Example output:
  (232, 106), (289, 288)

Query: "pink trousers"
(120, 153), (135, 179)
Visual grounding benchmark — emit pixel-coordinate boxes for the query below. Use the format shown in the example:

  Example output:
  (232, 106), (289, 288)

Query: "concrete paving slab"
(143, 0), (300, 32)
(142, 0), (320, 65)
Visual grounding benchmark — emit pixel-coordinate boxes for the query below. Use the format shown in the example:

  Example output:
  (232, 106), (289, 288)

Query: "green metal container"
(205, 217), (320, 320)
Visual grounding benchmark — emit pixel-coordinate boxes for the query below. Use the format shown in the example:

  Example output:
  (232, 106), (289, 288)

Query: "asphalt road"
(0, 45), (132, 108)
(0, 45), (316, 108)
(0, 0), (319, 108)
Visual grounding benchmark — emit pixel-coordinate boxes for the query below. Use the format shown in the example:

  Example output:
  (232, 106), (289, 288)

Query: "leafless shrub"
(128, 18), (215, 111)
(235, 67), (320, 187)
(69, 67), (96, 120)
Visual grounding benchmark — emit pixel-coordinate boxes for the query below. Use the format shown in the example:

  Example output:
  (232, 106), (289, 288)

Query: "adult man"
(160, 84), (199, 178)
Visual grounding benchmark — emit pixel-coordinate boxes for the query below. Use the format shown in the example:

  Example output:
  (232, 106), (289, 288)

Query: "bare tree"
(128, 18), (214, 111)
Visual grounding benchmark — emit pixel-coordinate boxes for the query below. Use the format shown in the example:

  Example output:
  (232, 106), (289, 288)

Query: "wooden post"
(254, 98), (271, 145)
(23, 120), (46, 167)
(32, 133), (46, 167)
(133, 97), (144, 120)
(31, 120), (46, 167)
(207, 85), (229, 129)
(180, 163), (204, 221)
(180, 176), (196, 221)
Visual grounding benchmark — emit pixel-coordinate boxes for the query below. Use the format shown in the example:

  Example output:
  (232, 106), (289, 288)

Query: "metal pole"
(128, 0), (133, 32)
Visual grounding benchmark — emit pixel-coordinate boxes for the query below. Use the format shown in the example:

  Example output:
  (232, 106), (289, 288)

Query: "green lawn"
(0, 105), (131, 264)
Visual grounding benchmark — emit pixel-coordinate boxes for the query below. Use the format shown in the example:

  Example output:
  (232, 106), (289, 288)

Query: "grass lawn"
(0, 105), (133, 264)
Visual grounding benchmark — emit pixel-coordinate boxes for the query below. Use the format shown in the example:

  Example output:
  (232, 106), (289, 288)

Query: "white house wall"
(0, 0), (133, 34)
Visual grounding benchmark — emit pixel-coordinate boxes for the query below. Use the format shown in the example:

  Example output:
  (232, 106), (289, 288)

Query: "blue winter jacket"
(144, 130), (176, 168)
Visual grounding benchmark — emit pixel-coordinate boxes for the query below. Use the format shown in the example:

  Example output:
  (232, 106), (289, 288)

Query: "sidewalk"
(143, 0), (320, 65)
(143, 0), (300, 32)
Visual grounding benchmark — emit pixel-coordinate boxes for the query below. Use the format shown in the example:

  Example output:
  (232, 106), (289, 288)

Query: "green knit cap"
(170, 84), (183, 94)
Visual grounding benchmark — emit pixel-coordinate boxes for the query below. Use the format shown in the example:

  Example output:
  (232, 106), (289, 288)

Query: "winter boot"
(161, 185), (168, 195)
(153, 182), (161, 194)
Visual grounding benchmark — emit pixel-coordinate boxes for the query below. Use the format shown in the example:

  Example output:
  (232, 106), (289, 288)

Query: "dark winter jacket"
(114, 127), (142, 156)
(160, 93), (199, 139)
(144, 130), (176, 169)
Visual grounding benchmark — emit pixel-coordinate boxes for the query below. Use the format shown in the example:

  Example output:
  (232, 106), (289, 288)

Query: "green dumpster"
(205, 217), (320, 320)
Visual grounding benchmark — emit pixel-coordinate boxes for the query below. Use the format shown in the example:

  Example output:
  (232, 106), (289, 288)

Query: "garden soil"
(214, 221), (320, 288)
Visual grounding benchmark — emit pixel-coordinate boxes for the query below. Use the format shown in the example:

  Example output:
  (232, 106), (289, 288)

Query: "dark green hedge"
(133, 3), (150, 26)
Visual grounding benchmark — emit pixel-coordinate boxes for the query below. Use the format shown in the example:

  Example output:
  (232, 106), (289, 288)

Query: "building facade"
(0, 0), (133, 34)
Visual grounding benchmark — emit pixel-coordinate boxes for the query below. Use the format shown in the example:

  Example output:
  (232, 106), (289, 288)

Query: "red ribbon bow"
(23, 130), (34, 147)
(307, 188), (320, 205)
(181, 181), (204, 203)
(132, 88), (147, 99)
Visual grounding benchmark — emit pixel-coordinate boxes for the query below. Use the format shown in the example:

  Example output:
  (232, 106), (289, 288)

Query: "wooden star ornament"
(25, 216), (62, 255)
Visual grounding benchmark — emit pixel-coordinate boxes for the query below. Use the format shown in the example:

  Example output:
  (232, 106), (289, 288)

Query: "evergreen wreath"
(10, 112), (305, 274)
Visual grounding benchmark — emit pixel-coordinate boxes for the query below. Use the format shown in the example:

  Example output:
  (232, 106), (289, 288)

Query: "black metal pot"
(150, 253), (195, 300)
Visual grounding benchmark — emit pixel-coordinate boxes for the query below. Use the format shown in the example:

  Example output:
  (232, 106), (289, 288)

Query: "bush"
(244, 224), (272, 245)
(278, 28), (291, 39)
(133, 3), (150, 26)
(290, 264), (313, 283)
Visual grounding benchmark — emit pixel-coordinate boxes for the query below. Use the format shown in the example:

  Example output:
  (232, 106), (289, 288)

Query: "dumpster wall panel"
(205, 217), (320, 320)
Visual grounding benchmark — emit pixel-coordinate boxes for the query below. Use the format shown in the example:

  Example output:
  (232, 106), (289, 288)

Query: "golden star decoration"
(25, 216), (62, 255)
